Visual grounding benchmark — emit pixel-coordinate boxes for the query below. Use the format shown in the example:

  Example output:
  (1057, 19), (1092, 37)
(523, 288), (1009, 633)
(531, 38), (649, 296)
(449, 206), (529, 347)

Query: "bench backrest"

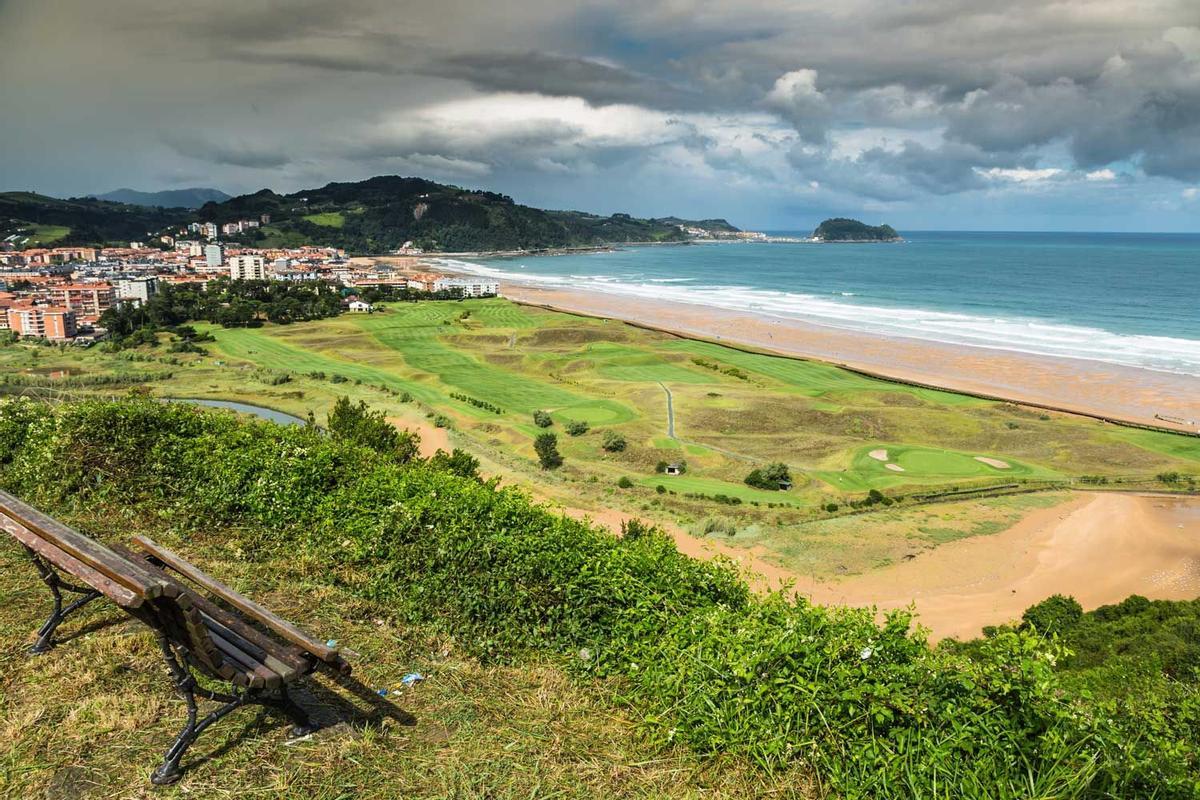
(0, 489), (234, 676)
(0, 489), (168, 608)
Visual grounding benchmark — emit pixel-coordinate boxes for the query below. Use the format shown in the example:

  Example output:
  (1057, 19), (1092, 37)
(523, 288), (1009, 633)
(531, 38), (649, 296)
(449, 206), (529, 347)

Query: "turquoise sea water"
(446, 231), (1200, 376)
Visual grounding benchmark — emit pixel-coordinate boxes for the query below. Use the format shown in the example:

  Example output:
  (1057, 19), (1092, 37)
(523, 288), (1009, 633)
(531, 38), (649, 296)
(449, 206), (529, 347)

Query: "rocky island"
(812, 217), (902, 242)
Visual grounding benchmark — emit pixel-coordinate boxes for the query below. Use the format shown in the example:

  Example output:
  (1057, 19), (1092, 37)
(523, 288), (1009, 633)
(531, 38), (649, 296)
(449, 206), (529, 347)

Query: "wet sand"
(553, 492), (1200, 641)
(502, 285), (1200, 431)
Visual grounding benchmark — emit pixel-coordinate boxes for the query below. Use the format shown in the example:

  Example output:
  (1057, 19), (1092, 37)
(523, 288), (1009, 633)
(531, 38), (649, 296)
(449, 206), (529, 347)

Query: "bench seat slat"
(201, 613), (304, 681)
(131, 535), (343, 667)
(2, 516), (142, 608)
(208, 630), (281, 689)
(118, 547), (311, 679)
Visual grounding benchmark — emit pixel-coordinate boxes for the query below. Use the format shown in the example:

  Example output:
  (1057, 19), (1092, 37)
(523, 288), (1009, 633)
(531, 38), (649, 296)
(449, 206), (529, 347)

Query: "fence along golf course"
(3, 297), (1198, 609)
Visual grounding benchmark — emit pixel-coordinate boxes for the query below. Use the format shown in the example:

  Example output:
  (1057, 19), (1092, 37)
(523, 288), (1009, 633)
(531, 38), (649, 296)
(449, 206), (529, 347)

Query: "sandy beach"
(499, 284), (1200, 431)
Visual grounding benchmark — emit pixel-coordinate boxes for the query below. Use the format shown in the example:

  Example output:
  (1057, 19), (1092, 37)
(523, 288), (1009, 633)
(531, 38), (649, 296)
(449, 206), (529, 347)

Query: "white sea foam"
(430, 258), (1200, 376)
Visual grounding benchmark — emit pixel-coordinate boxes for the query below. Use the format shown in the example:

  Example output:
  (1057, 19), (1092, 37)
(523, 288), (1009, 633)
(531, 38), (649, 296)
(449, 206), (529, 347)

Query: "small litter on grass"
(377, 688), (389, 696)
(401, 672), (424, 687)
(326, 639), (338, 648)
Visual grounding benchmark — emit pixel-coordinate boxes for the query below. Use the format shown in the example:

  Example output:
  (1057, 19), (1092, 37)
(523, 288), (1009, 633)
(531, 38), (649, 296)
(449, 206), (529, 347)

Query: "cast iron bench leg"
(149, 633), (321, 785)
(25, 546), (102, 654)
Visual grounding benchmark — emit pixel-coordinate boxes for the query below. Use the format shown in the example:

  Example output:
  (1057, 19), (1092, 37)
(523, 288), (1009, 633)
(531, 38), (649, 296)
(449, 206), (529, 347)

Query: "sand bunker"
(801, 493), (1200, 640)
(885, 463), (906, 472)
(868, 449), (889, 461)
(974, 456), (1011, 469)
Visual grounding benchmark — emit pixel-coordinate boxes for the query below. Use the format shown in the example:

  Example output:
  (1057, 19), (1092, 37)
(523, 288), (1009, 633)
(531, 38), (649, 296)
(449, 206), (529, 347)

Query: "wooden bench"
(0, 489), (351, 786)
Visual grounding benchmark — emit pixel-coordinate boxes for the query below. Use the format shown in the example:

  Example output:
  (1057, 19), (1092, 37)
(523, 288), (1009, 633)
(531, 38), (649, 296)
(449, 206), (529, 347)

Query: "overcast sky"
(2, 0), (1198, 231)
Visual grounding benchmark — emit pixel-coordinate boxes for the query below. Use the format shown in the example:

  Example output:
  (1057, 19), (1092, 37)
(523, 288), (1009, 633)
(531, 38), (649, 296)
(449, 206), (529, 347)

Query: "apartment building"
(49, 283), (114, 316)
(228, 255), (266, 281)
(6, 305), (77, 340)
(115, 276), (158, 305)
(432, 277), (500, 297)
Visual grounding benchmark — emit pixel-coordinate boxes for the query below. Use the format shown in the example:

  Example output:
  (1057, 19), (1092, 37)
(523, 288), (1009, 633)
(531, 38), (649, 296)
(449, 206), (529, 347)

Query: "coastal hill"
(0, 191), (189, 248)
(813, 217), (902, 242)
(199, 176), (735, 252)
(97, 187), (231, 209)
(1, 176), (741, 252)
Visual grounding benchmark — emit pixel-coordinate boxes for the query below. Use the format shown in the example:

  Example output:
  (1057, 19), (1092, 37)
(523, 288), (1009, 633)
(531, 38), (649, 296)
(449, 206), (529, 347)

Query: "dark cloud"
(163, 133), (291, 169)
(1, 0), (1199, 227)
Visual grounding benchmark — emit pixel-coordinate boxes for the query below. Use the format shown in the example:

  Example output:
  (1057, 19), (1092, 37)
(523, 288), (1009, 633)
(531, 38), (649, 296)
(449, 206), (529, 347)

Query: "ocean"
(440, 231), (1200, 377)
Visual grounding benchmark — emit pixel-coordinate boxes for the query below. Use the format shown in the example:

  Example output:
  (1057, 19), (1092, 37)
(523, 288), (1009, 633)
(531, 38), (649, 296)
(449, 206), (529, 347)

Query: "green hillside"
(812, 218), (901, 242)
(0, 192), (189, 247)
(199, 176), (722, 252)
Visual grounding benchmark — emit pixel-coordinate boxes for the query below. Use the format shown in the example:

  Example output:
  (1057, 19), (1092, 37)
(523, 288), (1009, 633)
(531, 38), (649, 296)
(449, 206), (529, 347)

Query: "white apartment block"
(228, 255), (266, 281)
(431, 277), (500, 297)
(115, 276), (159, 305)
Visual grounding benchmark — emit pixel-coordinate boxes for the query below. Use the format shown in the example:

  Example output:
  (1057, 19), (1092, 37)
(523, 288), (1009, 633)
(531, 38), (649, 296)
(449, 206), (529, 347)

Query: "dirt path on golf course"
(555, 492), (1200, 641)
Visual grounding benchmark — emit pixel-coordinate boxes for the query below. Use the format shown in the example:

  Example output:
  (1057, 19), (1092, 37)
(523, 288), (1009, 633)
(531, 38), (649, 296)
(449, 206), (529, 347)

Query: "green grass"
(637, 475), (804, 506)
(0, 531), (808, 798)
(302, 212), (345, 228)
(14, 223), (71, 246)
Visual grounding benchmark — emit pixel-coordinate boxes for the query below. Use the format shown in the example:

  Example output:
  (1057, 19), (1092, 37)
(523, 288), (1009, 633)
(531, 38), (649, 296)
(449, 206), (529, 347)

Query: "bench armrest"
(131, 535), (347, 669)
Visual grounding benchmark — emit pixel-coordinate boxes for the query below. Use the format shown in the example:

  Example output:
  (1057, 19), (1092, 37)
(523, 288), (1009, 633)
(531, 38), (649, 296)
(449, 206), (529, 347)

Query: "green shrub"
(565, 420), (590, 436)
(601, 430), (626, 452)
(532, 410), (553, 428)
(534, 432), (562, 469)
(617, 476), (634, 489)
(327, 396), (420, 463)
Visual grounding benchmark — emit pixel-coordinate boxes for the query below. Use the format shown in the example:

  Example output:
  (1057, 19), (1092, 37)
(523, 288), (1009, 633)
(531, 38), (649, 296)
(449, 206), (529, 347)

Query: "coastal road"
(657, 382), (755, 463)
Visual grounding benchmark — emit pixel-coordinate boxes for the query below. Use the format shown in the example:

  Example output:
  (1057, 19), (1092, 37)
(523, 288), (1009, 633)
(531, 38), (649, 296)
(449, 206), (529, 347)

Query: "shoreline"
(496, 284), (1200, 433)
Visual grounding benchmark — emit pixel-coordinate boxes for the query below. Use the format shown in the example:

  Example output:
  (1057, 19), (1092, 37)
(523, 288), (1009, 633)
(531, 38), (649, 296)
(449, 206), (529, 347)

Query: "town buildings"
(49, 283), (113, 316)
(204, 244), (224, 267)
(0, 235), (497, 343)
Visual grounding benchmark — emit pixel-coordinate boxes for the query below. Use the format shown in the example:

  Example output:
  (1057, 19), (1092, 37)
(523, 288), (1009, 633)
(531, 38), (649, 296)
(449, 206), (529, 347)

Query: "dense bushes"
(744, 462), (791, 490)
(1, 397), (1197, 798)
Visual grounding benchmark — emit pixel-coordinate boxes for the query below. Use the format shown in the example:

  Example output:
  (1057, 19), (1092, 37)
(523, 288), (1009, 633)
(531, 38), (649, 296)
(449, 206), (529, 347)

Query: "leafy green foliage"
(744, 462), (791, 490)
(617, 476), (634, 489)
(532, 410), (553, 428)
(327, 396), (420, 463)
(428, 448), (480, 480)
(565, 420), (589, 436)
(534, 432), (563, 469)
(1021, 593), (1084, 634)
(1, 397), (1197, 799)
(601, 430), (627, 452)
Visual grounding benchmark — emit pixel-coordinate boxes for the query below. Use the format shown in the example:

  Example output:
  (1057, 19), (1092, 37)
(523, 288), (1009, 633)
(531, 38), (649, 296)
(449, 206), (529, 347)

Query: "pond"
(165, 398), (307, 427)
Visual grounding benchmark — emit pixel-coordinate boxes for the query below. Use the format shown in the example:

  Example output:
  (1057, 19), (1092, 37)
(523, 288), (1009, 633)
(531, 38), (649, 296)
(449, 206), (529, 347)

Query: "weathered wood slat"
(2, 517), (141, 608)
(0, 490), (166, 598)
(201, 613), (304, 681)
(121, 547), (309, 678)
(131, 535), (342, 665)
(208, 631), (280, 689)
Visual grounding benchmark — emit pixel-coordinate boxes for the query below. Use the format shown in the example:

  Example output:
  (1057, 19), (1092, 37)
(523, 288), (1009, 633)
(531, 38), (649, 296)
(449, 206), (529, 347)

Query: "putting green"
(814, 444), (1053, 491)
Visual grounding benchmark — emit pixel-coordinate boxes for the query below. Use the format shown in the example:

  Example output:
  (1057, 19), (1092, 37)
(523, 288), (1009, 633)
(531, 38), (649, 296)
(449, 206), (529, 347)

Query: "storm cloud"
(1, 0), (1198, 229)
